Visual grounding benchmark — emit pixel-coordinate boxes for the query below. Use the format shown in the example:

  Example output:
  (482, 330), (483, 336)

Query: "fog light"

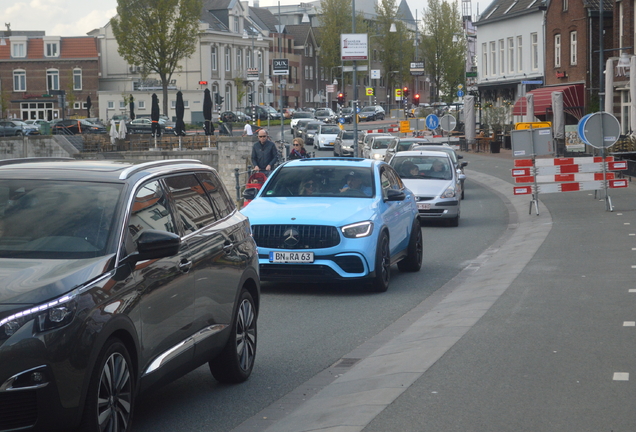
(31, 372), (44, 383)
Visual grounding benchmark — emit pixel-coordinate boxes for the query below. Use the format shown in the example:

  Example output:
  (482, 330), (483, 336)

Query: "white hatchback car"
(315, 124), (341, 150)
(364, 135), (397, 160)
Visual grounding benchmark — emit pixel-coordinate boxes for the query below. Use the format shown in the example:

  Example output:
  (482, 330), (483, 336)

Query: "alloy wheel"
(97, 352), (133, 432)
(236, 298), (257, 371)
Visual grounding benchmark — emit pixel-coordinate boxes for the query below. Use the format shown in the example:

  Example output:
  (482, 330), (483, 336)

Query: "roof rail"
(0, 157), (75, 167)
(119, 159), (205, 180)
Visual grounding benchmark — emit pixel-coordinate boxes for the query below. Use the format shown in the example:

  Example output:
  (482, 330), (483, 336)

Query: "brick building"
(0, 33), (99, 121)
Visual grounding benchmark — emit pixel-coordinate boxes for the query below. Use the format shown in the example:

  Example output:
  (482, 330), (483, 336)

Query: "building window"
(246, 49), (252, 69)
(517, 36), (523, 71)
(258, 51), (263, 72)
(236, 48), (243, 70)
(73, 68), (82, 90)
(531, 33), (538, 70)
(120, 101), (126, 109)
(234, 17), (239, 33)
(108, 101), (114, 109)
(305, 88), (310, 103)
(570, 31), (577, 65)
(499, 39), (504, 74)
(47, 69), (60, 91)
(74, 102), (81, 109)
(211, 46), (217, 71)
(490, 42), (496, 76)
(13, 70), (26, 91)
(225, 47), (231, 71)
(171, 100), (190, 109)
(45, 42), (59, 57)
(482, 43), (488, 76)
(508, 38), (514, 72)
(12, 42), (26, 58)
(563, 0), (568, 11)
(225, 85), (231, 110)
(554, 34), (561, 67)
(138, 100), (146, 109)
(309, 66), (314, 80)
(304, 65), (309, 80)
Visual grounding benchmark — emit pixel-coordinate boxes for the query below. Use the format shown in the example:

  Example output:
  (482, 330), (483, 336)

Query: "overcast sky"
(1, 0), (493, 37)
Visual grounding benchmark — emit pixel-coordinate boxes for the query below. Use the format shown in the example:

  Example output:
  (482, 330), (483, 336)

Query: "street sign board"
(511, 128), (555, 157)
(366, 87), (374, 96)
(273, 58), (289, 75)
(521, 80), (544, 85)
(579, 111), (621, 149)
(326, 85), (336, 93)
(410, 61), (424, 76)
(439, 114), (456, 132)
(400, 120), (411, 133)
(341, 34), (368, 60)
(371, 69), (381, 79)
(247, 68), (259, 80)
(426, 114), (439, 130)
(395, 88), (402, 100)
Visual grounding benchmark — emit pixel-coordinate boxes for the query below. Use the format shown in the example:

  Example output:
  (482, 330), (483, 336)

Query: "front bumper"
(416, 199), (460, 219)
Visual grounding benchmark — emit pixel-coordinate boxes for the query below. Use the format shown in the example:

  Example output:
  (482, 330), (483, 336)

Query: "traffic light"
(214, 93), (220, 104)
(413, 94), (420, 105)
(248, 94), (253, 104)
(337, 92), (345, 104)
(218, 95), (224, 106)
(403, 87), (409, 97)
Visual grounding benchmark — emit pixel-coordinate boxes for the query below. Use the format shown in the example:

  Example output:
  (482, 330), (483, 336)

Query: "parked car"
(314, 108), (337, 123)
(126, 117), (176, 134)
(291, 111), (315, 130)
(293, 118), (315, 138)
(23, 119), (50, 132)
(110, 114), (130, 122)
(52, 119), (107, 135)
(388, 150), (463, 226)
(363, 135), (398, 160)
(409, 144), (468, 198)
(0, 120), (39, 136)
(234, 111), (252, 122)
(333, 129), (355, 157)
(0, 158), (260, 432)
(302, 121), (325, 146)
(358, 106), (385, 122)
(264, 106), (281, 120)
(315, 124), (341, 150)
(241, 158), (422, 292)
(384, 137), (432, 162)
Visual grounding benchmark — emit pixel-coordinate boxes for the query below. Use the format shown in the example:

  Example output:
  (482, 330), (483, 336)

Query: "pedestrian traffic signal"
(413, 94), (420, 105)
(337, 93), (345, 104)
(403, 87), (409, 97)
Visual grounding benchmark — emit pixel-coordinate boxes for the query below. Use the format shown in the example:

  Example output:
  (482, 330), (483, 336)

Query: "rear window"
(293, 112), (313, 119)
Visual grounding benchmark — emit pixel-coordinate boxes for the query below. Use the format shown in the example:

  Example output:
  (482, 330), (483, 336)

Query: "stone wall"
(0, 135), (254, 204)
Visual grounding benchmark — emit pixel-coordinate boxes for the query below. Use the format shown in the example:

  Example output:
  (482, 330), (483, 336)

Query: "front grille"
(0, 391), (38, 429)
(417, 196), (436, 201)
(252, 225), (340, 249)
(419, 209), (446, 215)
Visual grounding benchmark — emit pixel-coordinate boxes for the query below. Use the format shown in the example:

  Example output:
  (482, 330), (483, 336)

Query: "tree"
(375, 0), (413, 100)
(111, 0), (203, 115)
(317, 0), (352, 85)
(421, 0), (464, 103)
(0, 91), (9, 119)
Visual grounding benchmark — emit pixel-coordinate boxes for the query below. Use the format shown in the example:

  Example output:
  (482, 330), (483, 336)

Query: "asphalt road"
(132, 148), (509, 431)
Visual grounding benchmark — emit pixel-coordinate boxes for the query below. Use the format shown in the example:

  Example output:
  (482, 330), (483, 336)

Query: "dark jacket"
(288, 148), (308, 160)
(251, 139), (278, 170)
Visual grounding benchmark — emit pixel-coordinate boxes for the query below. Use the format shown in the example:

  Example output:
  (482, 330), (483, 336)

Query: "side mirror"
(458, 173), (466, 181)
(385, 188), (406, 202)
(461, 161), (468, 168)
(243, 187), (259, 201)
(457, 154), (464, 159)
(126, 229), (181, 264)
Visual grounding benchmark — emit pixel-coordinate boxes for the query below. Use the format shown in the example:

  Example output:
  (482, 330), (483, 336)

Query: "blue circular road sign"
(457, 90), (465, 97)
(426, 114), (439, 130)
(339, 118), (346, 124)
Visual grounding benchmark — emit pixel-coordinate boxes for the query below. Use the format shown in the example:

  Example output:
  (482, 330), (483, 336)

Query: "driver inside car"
(339, 171), (372, 197)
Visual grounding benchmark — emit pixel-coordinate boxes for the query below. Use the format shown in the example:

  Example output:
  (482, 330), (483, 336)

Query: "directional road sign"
(426, 114), (439, 130)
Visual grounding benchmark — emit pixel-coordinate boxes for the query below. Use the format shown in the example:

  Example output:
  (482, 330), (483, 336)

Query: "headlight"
(307, 133), (314, 138)
(341, 221), (373, 238)
(441, 185), (456, 198)
(373, 153), (384, 160)
(1, 294), (77, 340)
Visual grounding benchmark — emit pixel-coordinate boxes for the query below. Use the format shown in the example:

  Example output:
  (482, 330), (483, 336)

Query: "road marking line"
(623, 321), (635, 326)
(613, 372), (629, 381)
(629, 289), (636, 293)
(625, 223), (631, 225)
(618, 213), (623, 215)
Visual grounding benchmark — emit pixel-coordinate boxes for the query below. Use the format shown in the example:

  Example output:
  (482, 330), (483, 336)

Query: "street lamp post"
(243, 29), (263, 124)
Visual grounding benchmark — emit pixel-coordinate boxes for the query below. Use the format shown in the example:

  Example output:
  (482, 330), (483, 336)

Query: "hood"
(402, 178), (454, 197)
(0, 255), (114, 307)
(242, 196), (375, 227)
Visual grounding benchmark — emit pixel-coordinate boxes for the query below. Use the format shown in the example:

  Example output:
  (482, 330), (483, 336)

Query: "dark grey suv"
(0, 158), (260, 432)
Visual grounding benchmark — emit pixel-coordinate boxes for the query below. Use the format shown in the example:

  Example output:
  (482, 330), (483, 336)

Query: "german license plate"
(269, 251), (314, 263)
(417, 203), (431, 210)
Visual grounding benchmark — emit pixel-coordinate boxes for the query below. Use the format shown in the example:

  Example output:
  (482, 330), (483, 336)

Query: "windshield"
(262, 166), (374, 198)
(306, 124), (321, 132)
(391, 156), (452, 180)
(372, 138), (393, 149)
(361, 107), (374, 113)
(342, 132), (354, 140)
(320, 126), (340, 135)
(0, 180), (123, 259)
(315, 110), (330, 116)
(293, 112), (313, 119)
(342, 108), (353, 113)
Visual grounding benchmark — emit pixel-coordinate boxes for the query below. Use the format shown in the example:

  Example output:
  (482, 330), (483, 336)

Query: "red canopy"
(512, 84), (585, 120)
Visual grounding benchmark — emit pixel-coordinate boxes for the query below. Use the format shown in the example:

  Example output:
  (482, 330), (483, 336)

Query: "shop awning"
(512, 84), (585, 120)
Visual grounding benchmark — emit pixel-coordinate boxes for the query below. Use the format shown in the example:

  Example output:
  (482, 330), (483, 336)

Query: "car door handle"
(178, 259), (192, 273)
(223, 241), (234, 254)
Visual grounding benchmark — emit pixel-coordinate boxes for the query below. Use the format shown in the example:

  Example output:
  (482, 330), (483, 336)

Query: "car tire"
(369, 231), (391, 293)
(448, 212), (460, 227)
(80, 338), (135, 432)
(15, 131), (23, 136)
(398, 219), (423, 272)
(209, 288), (257, 383)
(334, 147), (339, 157)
